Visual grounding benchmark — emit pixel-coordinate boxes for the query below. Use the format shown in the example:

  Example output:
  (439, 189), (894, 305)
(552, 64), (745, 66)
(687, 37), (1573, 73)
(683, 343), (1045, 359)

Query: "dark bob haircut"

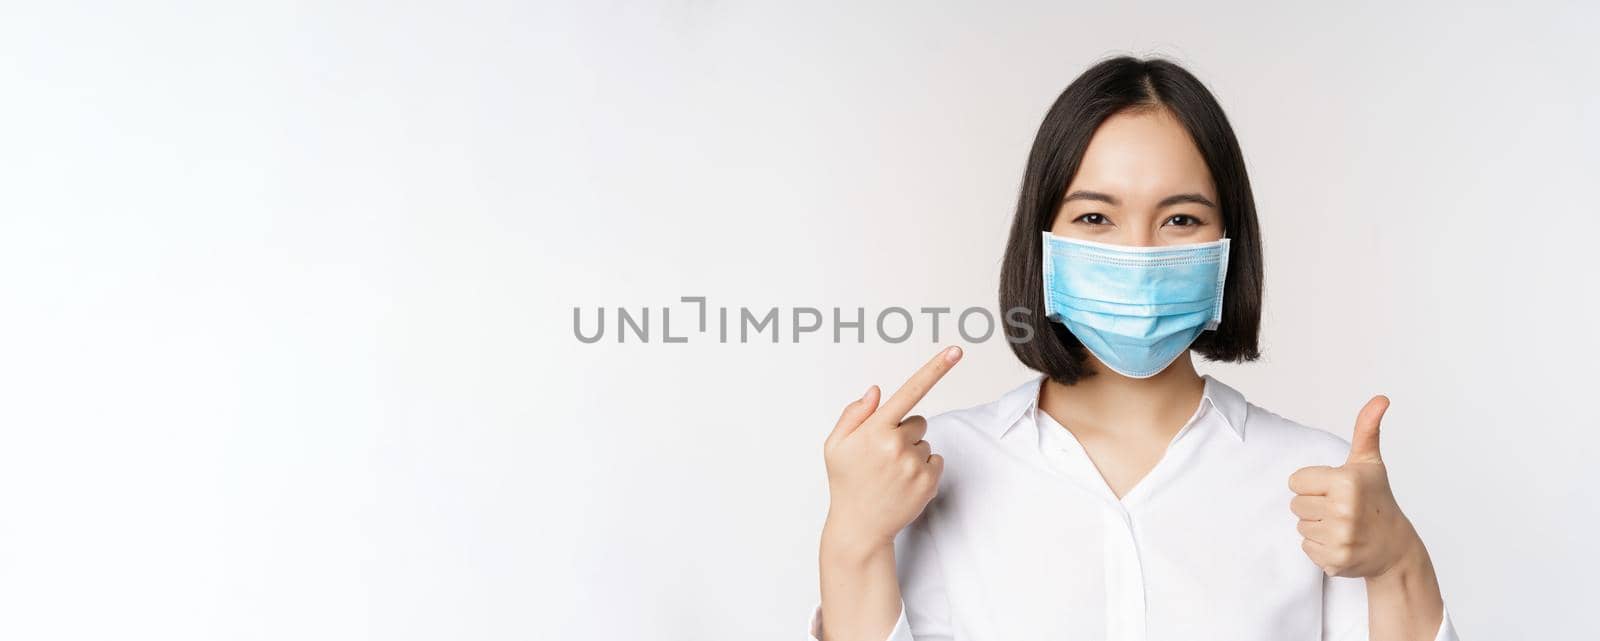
(1000, 56), (1264, 385)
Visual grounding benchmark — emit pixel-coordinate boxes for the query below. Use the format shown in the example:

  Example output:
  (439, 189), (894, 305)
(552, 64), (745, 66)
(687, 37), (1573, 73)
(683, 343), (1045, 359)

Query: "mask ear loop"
(1207, 226), (1230, 331)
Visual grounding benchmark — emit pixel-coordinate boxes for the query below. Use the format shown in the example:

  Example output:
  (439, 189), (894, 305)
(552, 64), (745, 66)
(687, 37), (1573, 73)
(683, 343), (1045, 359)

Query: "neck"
(1039, 351), (1207, 437)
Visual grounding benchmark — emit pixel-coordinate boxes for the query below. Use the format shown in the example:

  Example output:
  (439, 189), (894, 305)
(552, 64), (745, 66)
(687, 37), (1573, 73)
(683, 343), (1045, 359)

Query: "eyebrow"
(1062, 190), (1217, 209)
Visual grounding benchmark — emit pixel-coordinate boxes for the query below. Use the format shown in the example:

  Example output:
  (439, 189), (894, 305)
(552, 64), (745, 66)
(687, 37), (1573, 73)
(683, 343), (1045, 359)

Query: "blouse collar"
(991, 373), (1249, 442)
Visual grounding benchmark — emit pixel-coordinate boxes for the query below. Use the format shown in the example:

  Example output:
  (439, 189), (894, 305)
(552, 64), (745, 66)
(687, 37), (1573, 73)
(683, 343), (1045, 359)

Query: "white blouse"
(809, 374), (1458, 641)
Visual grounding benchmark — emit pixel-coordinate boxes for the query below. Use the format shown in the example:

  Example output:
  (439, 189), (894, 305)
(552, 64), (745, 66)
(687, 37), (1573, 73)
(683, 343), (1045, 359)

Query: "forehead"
(1068, 107), (1215, 198)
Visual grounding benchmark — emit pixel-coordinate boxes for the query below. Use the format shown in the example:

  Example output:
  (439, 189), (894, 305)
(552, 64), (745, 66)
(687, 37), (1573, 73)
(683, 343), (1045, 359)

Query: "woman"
(811, 57), (1457, 641)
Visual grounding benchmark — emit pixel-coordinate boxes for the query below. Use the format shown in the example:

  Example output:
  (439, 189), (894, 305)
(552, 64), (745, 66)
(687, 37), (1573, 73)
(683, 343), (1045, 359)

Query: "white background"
(2, 1), (1596, 639)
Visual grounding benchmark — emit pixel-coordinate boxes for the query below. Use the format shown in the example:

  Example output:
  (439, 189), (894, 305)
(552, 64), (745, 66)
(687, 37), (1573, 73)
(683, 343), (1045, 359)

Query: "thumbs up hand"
(1288, 395), (1424, 578)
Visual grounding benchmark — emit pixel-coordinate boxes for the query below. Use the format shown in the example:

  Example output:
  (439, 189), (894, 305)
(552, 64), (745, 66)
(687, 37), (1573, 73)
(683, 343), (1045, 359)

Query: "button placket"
(1102, 503), (1147, 641)
(1036, 431), (1150, 641)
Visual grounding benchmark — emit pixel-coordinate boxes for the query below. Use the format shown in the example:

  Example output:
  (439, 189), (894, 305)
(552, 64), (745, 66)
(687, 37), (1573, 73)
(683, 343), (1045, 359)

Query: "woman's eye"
(1074, 213), (1109, 225)
(1164, 214), (1203, 227)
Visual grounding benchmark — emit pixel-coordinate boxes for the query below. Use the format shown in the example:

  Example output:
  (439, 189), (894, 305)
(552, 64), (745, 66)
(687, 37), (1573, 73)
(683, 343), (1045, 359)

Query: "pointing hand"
(822, 346), (962, 548)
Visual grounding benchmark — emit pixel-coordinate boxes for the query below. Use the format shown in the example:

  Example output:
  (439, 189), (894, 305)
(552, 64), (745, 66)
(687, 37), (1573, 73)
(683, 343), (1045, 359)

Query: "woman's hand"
(1288, 395), (1422, 577)
(822, 346), (961, 554)
(1289, 396), (1446, 640)
(817, 347), (962, 641)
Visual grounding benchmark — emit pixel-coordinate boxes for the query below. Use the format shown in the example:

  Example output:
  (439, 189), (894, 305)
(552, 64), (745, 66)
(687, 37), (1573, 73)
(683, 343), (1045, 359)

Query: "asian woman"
(812, 56), (1456, 641)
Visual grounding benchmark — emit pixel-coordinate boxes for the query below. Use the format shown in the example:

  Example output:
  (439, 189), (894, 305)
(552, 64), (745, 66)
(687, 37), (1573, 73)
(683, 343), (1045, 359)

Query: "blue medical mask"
(1041, 232), (1230, 378)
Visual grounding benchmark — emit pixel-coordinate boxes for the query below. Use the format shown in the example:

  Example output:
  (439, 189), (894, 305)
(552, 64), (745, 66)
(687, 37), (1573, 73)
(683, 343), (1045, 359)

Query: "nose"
(1123, 228), (1159, 247)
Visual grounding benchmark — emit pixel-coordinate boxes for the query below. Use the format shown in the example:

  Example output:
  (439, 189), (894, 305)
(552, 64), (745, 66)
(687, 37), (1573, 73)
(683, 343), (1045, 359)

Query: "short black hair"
(1000, 56), (1264, 385)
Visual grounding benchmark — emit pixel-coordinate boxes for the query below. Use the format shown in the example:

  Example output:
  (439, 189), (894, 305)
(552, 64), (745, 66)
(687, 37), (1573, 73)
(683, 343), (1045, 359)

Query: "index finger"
(871, 346), (963, 426)
(1288, 465), (1336, 496)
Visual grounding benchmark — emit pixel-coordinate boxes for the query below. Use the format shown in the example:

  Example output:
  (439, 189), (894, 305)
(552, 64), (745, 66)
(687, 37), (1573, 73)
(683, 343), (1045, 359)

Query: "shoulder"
(1207, 375), (1349, 466)
(915, 378), (1043, 496)
(1242, 401), (1351, 468)
(920, 377), (1039, 443)
(921, 397), (1009, 448)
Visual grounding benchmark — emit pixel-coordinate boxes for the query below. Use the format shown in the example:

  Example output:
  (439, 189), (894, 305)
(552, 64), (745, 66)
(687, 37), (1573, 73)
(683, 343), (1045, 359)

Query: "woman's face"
(1050, 107), (1224, 246)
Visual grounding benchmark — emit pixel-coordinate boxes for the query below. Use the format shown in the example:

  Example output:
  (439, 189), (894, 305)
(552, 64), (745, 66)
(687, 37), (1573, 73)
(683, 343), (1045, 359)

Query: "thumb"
(1347, 395), (1389, 465)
